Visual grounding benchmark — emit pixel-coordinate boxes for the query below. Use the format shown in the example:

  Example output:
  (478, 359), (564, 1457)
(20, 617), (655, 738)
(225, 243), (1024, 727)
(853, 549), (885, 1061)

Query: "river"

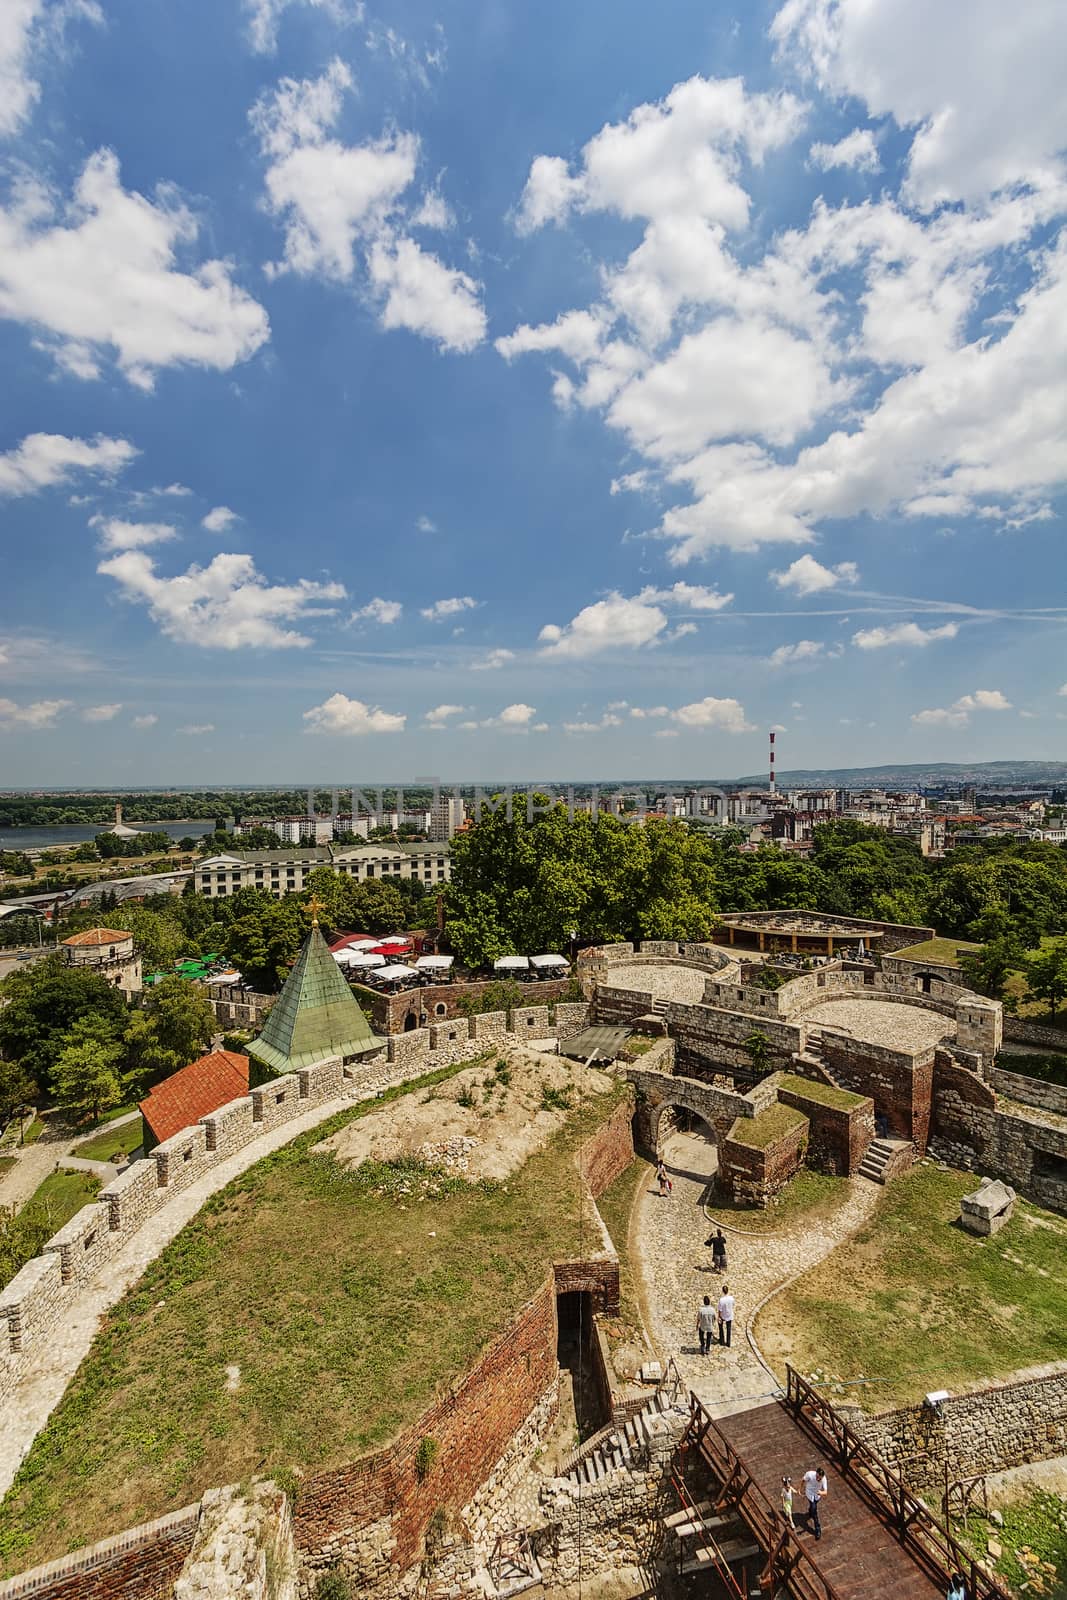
(0, 821), (218, 851)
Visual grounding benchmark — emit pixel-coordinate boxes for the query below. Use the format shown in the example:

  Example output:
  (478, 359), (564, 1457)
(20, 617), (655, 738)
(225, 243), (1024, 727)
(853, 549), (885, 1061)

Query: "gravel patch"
(607, 963), (710, 1005)
(803, 997), (953, 1051)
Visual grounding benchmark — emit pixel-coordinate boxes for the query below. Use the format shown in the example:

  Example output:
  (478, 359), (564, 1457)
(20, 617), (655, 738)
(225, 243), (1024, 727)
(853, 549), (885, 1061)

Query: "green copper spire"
(249, 922), (383, 1076)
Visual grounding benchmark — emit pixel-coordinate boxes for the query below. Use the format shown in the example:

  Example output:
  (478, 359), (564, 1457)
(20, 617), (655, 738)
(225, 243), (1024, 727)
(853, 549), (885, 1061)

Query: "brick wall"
(577, 1094), (636, 1200)
(819, 1034), (935, 1152)
(364, 977), (574, 1036)
(0, 1508), (199, 1600)
(719, 1114), (808, 1207)
(778, 1085), (874, 1176)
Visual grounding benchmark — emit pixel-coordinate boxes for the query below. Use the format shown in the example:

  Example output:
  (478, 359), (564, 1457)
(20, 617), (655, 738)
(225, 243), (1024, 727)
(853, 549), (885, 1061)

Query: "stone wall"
(848, 1363), (1067, 1491)
(819, 1034), (935, 1152)
(1004, 1015), (1067, 1051)
(992, 1069), (1067, 1117)
(778, 1083), (874, 1177)
(364, 977), (574, 1037)
(665, 999), (803, 1074)
(0, 1507), (199, 1600)
(928, 1055), (1067, 1214)
(623, 1061), (753, 1155)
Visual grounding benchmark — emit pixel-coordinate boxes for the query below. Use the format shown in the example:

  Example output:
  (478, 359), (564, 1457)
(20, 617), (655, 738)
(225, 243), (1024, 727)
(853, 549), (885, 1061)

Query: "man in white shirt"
(717, 1285), (735, 1347)
(802, 1466), (827, 1541)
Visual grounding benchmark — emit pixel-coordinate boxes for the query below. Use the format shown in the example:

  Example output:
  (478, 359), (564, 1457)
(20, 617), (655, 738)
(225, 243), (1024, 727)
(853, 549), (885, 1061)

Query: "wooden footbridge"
(668, 1367), (1010, 1599)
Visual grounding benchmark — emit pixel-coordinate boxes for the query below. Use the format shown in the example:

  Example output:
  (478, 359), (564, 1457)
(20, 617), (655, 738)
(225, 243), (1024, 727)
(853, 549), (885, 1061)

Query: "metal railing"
(682, 1395), (847, 1600)
(785, 1367), (1011, 1600)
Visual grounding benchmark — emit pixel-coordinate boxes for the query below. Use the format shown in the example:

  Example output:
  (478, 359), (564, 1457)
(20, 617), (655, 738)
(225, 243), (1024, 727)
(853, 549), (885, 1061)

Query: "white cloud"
(253, 60), (485, 350)
(97, 550), (345, 649)
(772, 0), (1067, 206)
(202, 505), (238, 534)
(411, 190), (454, 230)
(155, 482), (191, 497)
(131, 713), (158, 729)
(1059, 684), (1067, 697)
(303, 692), (405, 735)
(852, 621), (958, 649)
(81, 703), (121, 722)
(0, 696), (70, 729)
(638, 581), (733, 611)
(0, 432), (136, 497)
(671, 696), (753, 732)
(563, 713), (623, 734)
(421, 595), (477, 621)
(367, 235), (486, 352)
(352, 597), (402, 625)
(630, 705), (670, 719)
(424, 703), (465, 726)
(90, 517), (177, 551)
(768, 639), (825, 665)
(912, 687), (1012, 728)
(177, 723), (215, 736)
(772, 555), (859, 594)
(470, 647), (514, 671)
(244, 0), (362, 55)
(498, 703), (536, 727)
(809, 128), (880, 173)
(539, 593), (668, 659)
(416, 514), (436, 532)
(514, 75), (806, 236)
(0, 0), (102, 140)
(0, 151), (269, 388)
(496, 309), (607, 364)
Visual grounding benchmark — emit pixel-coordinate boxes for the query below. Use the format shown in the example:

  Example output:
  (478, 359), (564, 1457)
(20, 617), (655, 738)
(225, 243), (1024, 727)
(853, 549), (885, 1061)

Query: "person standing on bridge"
(947, 1575), (967, 1600)
(802, 1466), (827, 1541)
(716, 1285), (735, 1346)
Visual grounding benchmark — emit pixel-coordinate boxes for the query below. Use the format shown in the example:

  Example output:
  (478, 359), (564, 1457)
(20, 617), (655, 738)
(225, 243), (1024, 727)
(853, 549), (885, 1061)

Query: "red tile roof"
(139, 1050), (249, 1146)
(62, 927), (131, 947)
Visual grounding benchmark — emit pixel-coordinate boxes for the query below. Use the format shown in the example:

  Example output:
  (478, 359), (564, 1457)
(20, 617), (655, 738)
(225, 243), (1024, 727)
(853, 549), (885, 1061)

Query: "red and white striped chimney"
(769, 729), (776, 795)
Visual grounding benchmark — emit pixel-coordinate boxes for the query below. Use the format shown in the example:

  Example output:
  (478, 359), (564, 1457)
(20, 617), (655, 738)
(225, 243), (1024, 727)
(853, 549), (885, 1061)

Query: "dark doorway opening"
(556, 1290), (607, 1440)
(403, 1011), (419, 1031)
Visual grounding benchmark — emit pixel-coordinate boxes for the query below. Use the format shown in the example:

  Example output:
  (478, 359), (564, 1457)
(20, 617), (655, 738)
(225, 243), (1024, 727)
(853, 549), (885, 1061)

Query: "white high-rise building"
(429, 793), (465, 841)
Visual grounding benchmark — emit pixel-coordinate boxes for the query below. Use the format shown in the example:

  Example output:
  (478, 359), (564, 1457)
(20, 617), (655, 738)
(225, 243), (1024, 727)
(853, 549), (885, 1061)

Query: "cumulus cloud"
(768, 639), (825, 665)
(81, 703), (121, 722)
(772, 555), (859, 594)
(563, 713), (623, 734)
(97, 550), (346, 649)
(252, 60), (485, 350)
(90, 517), (177, 551)
(637, 581), (733, 611)
(809, 128), (880, 173)
(0, 0), (102, 139)
(497, 702), (536, 727)
(469, 647), (514, 671)
(0, 151), (269, 387)
(416, 514), (436, 532)
(303, 692), (405, 734)
(424, 703), (465, 726)
(671, 696), (753, 732)
(0, 432), (137, 498)
(912, 687), (1012, 727)
(177, 723), (215, 735)
(0, 696), (71, 729)
(852, 621), (958, 649)
(202, 506), (238, 533)
(539, 593), (668, 658)
(421, 595), (477, 621)
(772, 0), (1067, 206)
(352, 597), (402, 624)
(131, 713), (158, 729)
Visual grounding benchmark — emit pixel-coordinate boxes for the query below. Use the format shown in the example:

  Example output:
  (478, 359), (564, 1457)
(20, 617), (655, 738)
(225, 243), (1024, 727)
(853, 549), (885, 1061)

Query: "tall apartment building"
(429, 794), (465, 841)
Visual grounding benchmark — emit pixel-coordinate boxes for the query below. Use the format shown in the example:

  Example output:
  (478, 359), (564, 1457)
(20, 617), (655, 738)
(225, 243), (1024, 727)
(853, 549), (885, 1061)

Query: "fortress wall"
(0, 1507), (201, 1600)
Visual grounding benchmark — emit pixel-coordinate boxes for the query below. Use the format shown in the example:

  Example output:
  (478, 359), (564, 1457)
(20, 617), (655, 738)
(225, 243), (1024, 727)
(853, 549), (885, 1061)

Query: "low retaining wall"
(1004, 1016), (1067, 1052)
(848, 1363), (1067, 1491)
(778, 1081), (874, 1177)
(719, 1110), (808, 1207)
(992, 1069), (1067, 1117)
(0, 1507), (199, 1600)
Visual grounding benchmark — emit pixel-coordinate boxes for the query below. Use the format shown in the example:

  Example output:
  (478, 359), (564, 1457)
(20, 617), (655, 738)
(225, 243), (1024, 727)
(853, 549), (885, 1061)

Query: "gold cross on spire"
(307, 893), (325, 926)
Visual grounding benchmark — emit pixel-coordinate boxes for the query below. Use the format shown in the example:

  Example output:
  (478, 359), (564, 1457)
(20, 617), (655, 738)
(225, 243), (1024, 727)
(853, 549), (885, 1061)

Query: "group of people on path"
(695, 1290), (734, 1354)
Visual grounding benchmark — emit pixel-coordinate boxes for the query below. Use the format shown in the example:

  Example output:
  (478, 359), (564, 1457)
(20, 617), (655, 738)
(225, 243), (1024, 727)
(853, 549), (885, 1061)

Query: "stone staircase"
(857, 1136), (913, 1185)
(562, 1389), (677, 1486)
(651, 997), (669, 1017)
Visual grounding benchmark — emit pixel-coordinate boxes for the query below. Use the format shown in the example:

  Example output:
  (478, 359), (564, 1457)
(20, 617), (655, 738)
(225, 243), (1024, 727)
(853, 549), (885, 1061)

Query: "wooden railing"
(682, 1396), (847, 1600)
(785, 1367), (1011, 1600)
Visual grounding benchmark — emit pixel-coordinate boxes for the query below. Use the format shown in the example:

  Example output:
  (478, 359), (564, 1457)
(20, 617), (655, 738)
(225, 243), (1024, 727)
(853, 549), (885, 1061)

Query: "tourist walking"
(802, 1466), (828, 1541)
(781, 1476), (795, 1529)
(717, 1285), (735, 1347)
(695, 1295), (717, 1355)
(947, 1576), (967, 1600)
(656, 1159), (671, 1197)
(709, 1227), (727, 1272)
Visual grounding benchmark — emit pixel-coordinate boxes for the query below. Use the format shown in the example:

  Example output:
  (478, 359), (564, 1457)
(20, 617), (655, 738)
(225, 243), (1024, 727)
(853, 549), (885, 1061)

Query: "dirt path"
(632, 1129), (882, 1418)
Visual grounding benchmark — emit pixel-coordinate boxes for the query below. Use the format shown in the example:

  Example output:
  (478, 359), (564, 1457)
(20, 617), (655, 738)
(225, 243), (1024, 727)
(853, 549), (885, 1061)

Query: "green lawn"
(20, 1118), (45, 1145)
(73, 1118), (144, 1164)
(0, 1156), (15, 1177)
(757, 1163), (1067, 1408)
(709, 1167), (849, 1232)
(594, 1157), (651, 1360)
(777, 1072), (868, 1111)
(892, 937), (981, 967)
(1, 1171), (102, 1293)
(0, 1068), (629, 1575)
(727, 1103), (807, 1150)
(957, 1490), (1067, 1598)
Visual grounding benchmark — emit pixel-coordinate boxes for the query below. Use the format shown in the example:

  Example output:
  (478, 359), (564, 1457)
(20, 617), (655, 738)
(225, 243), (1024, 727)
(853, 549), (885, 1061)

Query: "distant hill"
(712, 760), (1067, 789)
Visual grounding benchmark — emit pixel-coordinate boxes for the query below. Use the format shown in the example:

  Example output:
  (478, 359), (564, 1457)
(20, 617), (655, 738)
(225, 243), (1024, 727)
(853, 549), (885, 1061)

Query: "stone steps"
(564, 1389), (672, 1487)
(857, 1136), (911, 1185)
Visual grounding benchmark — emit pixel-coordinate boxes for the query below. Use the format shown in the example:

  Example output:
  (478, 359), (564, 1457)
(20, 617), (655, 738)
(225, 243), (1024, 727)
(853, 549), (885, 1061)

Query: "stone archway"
(624, 1063), (749, 1161)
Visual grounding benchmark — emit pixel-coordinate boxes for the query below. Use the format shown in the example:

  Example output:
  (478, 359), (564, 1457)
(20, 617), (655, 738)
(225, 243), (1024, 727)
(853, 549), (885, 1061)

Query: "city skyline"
(2, 0), (1066, 783)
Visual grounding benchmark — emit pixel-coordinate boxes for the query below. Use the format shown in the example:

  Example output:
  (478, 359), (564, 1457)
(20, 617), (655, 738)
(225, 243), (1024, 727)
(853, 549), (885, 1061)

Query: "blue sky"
(1, 0), (1065, 785)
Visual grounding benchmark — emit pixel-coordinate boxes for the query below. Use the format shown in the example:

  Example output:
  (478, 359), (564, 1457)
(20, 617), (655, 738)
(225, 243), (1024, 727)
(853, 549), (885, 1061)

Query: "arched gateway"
(622, 1063), (752, 1155)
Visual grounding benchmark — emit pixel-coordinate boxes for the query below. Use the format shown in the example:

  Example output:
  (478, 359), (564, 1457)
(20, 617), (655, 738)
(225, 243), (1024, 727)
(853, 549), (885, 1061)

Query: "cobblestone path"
(634, 1130), (882, 1418)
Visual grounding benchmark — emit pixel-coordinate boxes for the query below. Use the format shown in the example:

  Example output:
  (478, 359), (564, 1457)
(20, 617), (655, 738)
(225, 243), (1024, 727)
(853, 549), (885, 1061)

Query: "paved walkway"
(0, 1110), (143, 1215)
(633, 1129), (881, 1418)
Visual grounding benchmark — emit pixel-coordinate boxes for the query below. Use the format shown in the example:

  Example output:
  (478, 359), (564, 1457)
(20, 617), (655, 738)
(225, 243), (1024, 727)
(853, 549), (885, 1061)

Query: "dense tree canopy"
(0, 957), (128, 1089)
